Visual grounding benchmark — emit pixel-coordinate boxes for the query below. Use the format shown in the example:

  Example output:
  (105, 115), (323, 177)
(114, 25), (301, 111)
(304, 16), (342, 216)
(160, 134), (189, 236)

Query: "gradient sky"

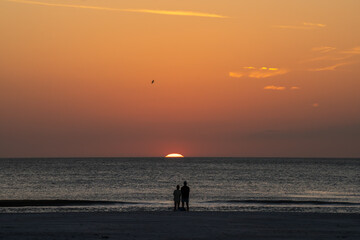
(1, 0), (360, 157)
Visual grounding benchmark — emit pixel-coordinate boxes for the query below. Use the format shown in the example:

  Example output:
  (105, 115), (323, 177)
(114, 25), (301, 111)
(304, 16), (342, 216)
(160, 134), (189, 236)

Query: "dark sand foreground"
(0, 211), (359, 239)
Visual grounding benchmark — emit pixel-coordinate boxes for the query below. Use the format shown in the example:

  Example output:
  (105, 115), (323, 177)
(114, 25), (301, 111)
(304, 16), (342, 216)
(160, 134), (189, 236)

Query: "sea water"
(0, 158), (359, 213)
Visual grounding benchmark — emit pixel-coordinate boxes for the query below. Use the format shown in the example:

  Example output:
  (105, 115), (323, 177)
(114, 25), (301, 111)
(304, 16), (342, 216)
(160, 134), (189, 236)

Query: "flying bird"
(151, 80), (154, 84)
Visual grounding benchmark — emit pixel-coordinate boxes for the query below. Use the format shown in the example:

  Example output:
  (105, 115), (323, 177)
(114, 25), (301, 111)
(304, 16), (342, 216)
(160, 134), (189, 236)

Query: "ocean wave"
(0, 200), (140, 207)
(204, 200), (360, 206)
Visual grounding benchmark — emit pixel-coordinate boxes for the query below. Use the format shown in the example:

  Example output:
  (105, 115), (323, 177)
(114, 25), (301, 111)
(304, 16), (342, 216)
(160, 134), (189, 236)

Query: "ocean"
(0, 158), (359, 213)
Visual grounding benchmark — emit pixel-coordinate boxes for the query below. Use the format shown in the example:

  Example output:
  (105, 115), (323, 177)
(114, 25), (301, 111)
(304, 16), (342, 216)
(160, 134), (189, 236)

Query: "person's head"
(176, 185), (180, 190)
(183, 181), (187, 186)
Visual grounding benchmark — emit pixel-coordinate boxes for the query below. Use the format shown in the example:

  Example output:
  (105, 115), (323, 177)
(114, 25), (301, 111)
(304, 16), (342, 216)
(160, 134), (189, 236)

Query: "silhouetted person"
(181, 181), (190, 211)
(173, 185), (181, 211)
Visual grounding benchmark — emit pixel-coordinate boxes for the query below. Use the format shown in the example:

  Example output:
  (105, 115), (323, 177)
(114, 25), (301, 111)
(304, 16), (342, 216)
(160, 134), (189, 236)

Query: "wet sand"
(0, 211), (359, 239)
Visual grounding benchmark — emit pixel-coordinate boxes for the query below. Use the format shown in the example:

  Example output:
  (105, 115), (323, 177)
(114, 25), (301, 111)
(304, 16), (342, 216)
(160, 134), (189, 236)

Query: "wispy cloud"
(229, 67), (288, 79)
(312, 46), (336, 53)
(301, 45), (360, 71)
(273, 22), (326, 30)
(264, 86), (286, 90)
(340, 46), (360, 55)
(6, 0), (229, 18)
(302, 55), (352, 63)
(308, 62), (350, 72)
(127, 9), (228, 18)
(263, 86), (301, 91)
(229, 72), (244, 78)
(303, 22), (326, 28)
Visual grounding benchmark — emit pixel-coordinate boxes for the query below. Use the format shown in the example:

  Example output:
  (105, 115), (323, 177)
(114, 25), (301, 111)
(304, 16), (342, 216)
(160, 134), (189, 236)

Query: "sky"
(1, 0), (360, 158)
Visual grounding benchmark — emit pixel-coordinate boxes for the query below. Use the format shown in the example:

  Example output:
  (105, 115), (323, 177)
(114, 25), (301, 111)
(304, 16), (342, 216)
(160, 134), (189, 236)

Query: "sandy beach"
(0, 211), (359, 240)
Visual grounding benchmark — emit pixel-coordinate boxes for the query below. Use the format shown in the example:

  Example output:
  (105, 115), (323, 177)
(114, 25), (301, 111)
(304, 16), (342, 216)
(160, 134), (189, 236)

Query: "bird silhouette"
(151, 80), (154, 84)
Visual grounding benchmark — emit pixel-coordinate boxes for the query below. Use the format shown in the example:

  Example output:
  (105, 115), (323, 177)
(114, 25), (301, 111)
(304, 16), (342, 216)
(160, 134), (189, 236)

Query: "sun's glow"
(165, 153), (184, 158)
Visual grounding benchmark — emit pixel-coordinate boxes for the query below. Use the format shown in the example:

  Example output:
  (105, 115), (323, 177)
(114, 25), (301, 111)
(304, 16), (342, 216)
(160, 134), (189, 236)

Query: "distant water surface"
(0, 158), (359, 213)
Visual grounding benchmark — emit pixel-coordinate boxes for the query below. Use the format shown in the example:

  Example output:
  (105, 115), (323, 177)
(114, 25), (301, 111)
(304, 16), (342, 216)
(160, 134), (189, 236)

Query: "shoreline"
(1, 211), (359, 239)
(1, 199), (359, 207)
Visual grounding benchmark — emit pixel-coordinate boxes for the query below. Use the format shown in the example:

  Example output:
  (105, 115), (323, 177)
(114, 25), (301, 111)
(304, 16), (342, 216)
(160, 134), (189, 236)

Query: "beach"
(1, 158), (359, 239)
(1, 211), (359, 240)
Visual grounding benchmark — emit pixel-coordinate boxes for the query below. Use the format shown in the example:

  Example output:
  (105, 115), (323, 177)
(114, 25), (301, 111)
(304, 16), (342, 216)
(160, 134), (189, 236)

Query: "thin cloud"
(230, 67), (288, 79)
(129, 9), (228, 18)
(309, 62), (350, 72)
(302, 46), (358, 63)
(229, 72), (244, 78)
(273, 22), (326, 30)
(274, 25), (312, 30)
(312, 46), (336, 53)
(302, 45), (359, 71)
(291, 86), (300, 90)
(312, 103), (319, 108)
(6, 0), (229, 18)
(249, 69), (288, 78)
(302, 55), (352, 63)
(341, 46), (360, 55)
(264, 86), (286, 90)
(303, 22), (326, 28)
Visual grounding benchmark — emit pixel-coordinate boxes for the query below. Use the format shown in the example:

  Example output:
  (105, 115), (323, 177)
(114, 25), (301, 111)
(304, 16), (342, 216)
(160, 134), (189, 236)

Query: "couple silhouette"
(173, 181), (190, 211)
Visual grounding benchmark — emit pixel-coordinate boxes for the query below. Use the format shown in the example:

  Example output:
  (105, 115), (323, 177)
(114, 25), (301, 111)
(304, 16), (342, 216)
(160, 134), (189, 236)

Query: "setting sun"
(165, 153), (184, 158)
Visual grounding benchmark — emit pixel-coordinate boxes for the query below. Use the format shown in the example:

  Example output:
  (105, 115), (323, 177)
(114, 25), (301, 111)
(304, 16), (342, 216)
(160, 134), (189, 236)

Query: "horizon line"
(1, 156), (359, 159)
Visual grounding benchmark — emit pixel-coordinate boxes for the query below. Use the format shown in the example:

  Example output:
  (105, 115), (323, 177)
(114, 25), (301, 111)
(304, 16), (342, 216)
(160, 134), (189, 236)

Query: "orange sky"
(1, 0), (360, 157)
